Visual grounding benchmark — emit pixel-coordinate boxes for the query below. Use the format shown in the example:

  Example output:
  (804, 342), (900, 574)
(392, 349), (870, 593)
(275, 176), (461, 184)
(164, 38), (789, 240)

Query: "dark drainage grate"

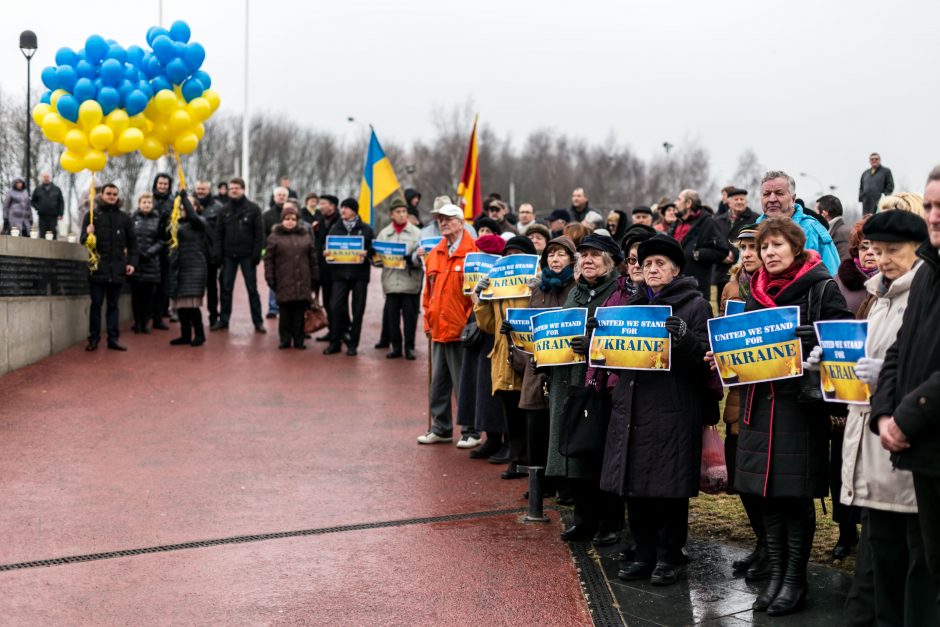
(0, 507), (527, 572)
(563, 513), (625, 627)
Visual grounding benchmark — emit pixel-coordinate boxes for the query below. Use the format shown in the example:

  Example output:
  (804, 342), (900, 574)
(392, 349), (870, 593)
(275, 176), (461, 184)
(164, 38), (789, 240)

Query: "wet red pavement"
(0, 271), (590, 625)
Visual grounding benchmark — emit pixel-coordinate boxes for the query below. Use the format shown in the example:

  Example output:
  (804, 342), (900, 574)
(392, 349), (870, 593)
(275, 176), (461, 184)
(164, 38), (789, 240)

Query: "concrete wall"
(0, 236), (131, 376)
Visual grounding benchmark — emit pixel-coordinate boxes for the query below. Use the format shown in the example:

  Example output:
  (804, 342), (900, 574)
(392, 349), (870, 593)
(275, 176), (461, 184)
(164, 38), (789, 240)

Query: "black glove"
(176, 189), (188, 199)
(585, 316), (598, 331)
(664, 316), (687, 344)
(499, 320), (513, 336)
(794, 325), (817, 341)
(528, 356), (539, 376)
(570, 335), (589, 355)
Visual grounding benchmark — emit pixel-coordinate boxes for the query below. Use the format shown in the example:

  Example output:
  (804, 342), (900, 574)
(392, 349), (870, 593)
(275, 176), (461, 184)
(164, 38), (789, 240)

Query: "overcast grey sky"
(2, 0), (936, 209)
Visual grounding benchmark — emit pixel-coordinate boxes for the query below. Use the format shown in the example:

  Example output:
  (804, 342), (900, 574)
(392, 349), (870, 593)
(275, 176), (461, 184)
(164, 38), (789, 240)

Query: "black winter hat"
(621, 227), (656, 257)
(548, 208), (572, 223)
(863, 210), (928, 243)
(638, 233), (686, 271)
(320, 194), (339, 207)
(727, 187), (748, 197)
(504, 235), (537, 256)
(473, 216), (503, 235)
(632, 205), (653, 216)
(340, 197), (359, 211)
(577, 234), (625, 265)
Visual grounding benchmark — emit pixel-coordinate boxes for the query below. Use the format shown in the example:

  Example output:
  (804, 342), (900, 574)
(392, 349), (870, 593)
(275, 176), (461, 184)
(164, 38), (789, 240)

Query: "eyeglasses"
(627, 257), (639, 265)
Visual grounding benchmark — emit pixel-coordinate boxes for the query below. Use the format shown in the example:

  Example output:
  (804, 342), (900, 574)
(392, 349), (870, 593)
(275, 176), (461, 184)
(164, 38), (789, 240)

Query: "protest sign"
(725, 300), (746, 316)
(420, 236), (443, 251)
(462, 252), (500, 295)
(324, 235), (366, 265)
(531, 308), (588, 367)
(815, 320), (870, 404)
(373, 240), (408, 270)
(708, 306), (802, 386)
(506, 307), (559, 354)
(479, 254), (539, 300)
(589, 305), (672, 371)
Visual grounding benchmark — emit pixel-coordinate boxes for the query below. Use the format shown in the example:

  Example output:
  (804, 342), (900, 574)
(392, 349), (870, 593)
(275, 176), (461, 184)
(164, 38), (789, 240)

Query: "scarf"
(392, 221), (407, 234)
(342, 218), (358, 232)
(855, 258), (878, 279)
(737, 267), (753, 302)
(751, 250), (821, 308)
(539, 265), (574, 292)
(672, 208), (701, 243)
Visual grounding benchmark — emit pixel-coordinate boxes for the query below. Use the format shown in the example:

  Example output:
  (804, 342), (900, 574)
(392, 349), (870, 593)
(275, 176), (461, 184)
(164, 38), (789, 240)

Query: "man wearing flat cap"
(714, 188), (758, 296)
(632, 206), (654, 228)
(375, 197), (423, 360)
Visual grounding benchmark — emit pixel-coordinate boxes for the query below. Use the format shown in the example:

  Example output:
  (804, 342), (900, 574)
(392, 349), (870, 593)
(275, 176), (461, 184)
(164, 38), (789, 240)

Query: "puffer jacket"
(475, 293), (530, 393)
(132, 209), (163, 283)
(376, 222), (422, 294)
(842, 263), (922, 513)
(3, 178), (32, 231)
(80, 201), (139, 284)
(168, 202), (208, 299)
(264, 224), (319, 304)
(423, 234), (477, 343)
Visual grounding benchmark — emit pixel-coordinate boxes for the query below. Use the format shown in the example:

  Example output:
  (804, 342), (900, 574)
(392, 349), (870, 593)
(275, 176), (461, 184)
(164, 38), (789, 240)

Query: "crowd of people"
(6, 152), (938, 623)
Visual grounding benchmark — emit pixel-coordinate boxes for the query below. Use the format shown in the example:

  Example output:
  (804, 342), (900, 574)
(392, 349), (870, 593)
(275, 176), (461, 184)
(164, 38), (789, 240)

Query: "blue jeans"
(89, 282), (122, 342)
(268, 290), (279, 315)
(220, 256), (263, 326)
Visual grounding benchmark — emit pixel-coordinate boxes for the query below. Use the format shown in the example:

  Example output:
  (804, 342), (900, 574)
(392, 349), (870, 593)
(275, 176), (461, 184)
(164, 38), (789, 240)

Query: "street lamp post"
(20, 30), (38, 192)
(798, 172), (824, 199)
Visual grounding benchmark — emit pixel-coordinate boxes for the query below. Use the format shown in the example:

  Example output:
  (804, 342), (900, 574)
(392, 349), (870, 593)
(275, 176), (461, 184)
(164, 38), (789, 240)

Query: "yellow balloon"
(192, 123), (205, 140)
(169, 109), (192, 132)
(154, 89), (178, 115)
(64, 129), (89, 154)
(116, 127), (145, 153)
(41, 112), (68, 143)
(88, 124), (115, 150)
(32, 103), (52, 126)
(174, 132), (199, 155)
(152, 121), (174, 144)
(186, 98), (211, 122)
(78, 100), (103, 130)
(83, 149), (107, 172)
(60, 150), (85, 173)
(105, 109), (129, 135)
(50, 89), (68, 109)
(202, 89), (221, 113)
(140, 136), (165, 160)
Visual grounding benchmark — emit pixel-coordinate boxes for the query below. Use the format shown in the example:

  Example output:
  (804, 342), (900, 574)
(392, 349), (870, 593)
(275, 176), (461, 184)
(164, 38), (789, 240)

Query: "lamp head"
(20, 30), (37, 59)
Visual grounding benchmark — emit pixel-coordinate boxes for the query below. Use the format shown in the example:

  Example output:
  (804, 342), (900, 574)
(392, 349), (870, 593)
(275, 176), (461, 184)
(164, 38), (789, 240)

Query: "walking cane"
(427, 334), (433, 431)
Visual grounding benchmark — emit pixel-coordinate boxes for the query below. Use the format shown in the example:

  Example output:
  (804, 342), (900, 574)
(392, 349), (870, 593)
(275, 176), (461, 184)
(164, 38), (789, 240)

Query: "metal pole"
(241, 0), (250, 195)
(25, 57), (31, 193)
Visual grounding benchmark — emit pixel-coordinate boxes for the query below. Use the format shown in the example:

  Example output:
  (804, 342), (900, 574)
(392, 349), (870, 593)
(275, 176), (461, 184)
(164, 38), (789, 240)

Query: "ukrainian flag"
(357, 129), (402, 227)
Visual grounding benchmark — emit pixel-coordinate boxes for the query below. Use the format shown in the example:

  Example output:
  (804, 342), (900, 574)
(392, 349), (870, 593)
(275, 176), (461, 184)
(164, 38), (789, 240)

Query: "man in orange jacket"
(417, 204), (479, 445)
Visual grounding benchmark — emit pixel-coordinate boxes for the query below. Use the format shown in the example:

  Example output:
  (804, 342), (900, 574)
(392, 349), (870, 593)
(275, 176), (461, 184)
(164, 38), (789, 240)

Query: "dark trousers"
(206, 262), (221, 324)
(329, 278), (368, 347)
(89, 281), (122, 342)
(131, 280), (158, 330)
(831, 430), (862, 527)
(845, 509), (876, 626)
(914, 473), (940, 624)
(497, 390), (526, 469)
(220, 255), (263, 326)
(278, 301), (307, 347)
(377, 299), (390, 346)
(525, 408), (551, 468)
(570, 473), (624, 536)
(38, 215), (58, 239)
(319, 265), (333, 335)
(627, 497), (690, 565)
(155, 253), (170, 318)
(385, 292), (419, 351)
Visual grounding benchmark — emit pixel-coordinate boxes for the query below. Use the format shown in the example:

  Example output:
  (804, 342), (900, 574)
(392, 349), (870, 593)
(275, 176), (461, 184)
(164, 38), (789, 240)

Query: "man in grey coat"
(816, 194), (852, 261)
(860, 153), (894, 215)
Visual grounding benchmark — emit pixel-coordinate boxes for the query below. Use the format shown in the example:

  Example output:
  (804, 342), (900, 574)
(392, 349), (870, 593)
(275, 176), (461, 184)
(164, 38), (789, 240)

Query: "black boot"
(732, 543), (761, 573)
(190, 309), (206, 347)
(745, 542), (772, 581)
(752, 509), (786, 611)
(767, 500), (813, 616)
(170, 310), (193, 345)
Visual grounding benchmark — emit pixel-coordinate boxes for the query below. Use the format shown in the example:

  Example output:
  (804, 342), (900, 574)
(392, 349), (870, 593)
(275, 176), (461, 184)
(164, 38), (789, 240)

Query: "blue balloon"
(56, 95), (79, 123)
(181, 78), (205, 102)
(183, 43), (206, 73)
(118, 79), (135, 102)
(97, 86), (120, 115)
(192, 70), (211, 90)
(150, 76), (172, 94)
(151, 35), (176, 64)
(85, 34), (108, 64)
(165, 58), (190, 85)
(105, 44), (127, 65)
(75, 60), (97, 79)
(99, 59), (123, 87)
(146, 55), (163, 79)
(55, 47), (79, 68)
(174, 41), (187, 58)
(126, 45), (144, 68)
(125, 90), (148, 116)
(41, 66), (58, 90)
(146, 26), (170, 47)
(40, 91), (52, 105)
(74, 78), (97, 102)
(137, 80), (154, 99)
(124, 64), (139, 83)
(169, 20), (191, 43)
(54, 65), (78, 92)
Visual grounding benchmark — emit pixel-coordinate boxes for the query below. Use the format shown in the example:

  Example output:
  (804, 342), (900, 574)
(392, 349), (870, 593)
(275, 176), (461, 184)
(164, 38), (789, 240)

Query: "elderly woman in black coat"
(168, 192), (209, 347)
(707, 217), (853, 616)
(599, 234), (716, 586)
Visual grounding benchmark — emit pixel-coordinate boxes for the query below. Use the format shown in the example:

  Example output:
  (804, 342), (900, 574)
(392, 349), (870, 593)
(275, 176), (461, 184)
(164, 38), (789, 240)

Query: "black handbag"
(460, 319), (483, 349)
(558, 376), (611, 459)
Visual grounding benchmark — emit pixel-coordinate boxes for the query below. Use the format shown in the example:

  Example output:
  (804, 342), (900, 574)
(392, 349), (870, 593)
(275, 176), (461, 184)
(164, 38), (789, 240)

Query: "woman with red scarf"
(724, 217), (853, 616)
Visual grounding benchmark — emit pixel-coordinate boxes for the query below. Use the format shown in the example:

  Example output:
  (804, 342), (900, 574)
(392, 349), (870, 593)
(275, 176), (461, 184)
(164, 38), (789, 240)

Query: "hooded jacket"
(756, 205), (840, 276)
(3, 178), (32, 231)
(80, 200), (139, 284)
(132, 209), (164, 283)
(151, 173), (174, 218)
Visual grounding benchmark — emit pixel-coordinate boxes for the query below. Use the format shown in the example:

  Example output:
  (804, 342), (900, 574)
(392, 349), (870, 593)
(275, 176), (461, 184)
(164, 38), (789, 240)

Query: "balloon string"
(168, 151), (186, 249)
(85, 173), (100, 272)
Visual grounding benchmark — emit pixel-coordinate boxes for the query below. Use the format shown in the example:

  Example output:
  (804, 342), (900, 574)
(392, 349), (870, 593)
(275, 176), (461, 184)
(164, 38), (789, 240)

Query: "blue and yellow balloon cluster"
(31, 20), (221, 173)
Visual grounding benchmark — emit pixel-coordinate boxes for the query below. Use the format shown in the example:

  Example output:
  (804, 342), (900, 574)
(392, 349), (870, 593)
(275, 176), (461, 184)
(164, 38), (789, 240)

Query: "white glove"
(474, 277), (490, 294)
(803, 345), (823, 371)
(855, 357), (884, 387)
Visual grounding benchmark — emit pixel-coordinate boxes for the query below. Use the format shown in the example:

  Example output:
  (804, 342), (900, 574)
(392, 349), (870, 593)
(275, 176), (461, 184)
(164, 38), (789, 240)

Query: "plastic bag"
(700, 426), (728, 494)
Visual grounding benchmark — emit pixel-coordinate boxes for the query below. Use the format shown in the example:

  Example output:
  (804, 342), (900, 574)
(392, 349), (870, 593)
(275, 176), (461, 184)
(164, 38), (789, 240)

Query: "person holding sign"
(375, 198), (422, 360)
(596, 234), (716, 586)
(323, 198), (374, 356)
(545, 234), (624, 546)
(710, 217), (852, 616)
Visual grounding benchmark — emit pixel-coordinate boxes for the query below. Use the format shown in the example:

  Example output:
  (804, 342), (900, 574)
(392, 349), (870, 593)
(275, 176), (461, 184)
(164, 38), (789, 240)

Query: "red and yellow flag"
(456, 114), (482, 221)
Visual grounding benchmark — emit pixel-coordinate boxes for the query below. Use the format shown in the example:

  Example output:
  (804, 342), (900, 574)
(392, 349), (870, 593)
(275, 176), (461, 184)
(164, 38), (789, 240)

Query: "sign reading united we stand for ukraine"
(462, 253), (500, 295)
(506, 308), (559, 354)
(708, 307), (802, 387)
(479, 254), (540, 300)
(372, 241), (408, 270)
(531, 308), (588, 367)
(325, 235), (366, 264)
(815, 320), (870, 404)
(589, 306), (672, 371)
